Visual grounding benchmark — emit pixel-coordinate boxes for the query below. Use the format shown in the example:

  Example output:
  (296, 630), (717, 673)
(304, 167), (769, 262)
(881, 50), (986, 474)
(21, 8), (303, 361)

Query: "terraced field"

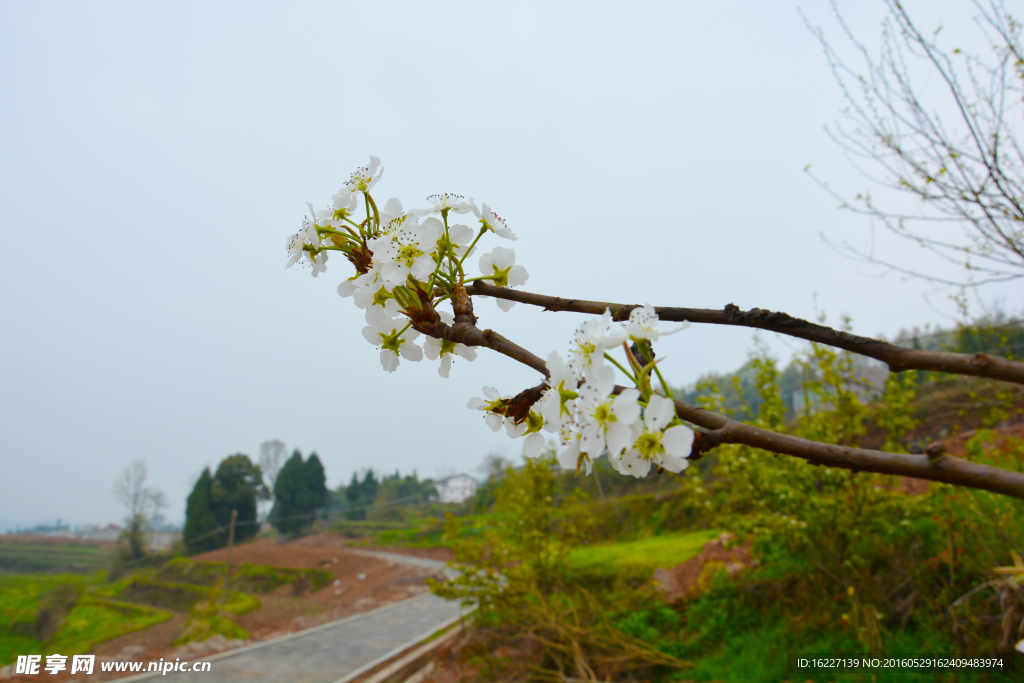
(0, 536), (113, 574)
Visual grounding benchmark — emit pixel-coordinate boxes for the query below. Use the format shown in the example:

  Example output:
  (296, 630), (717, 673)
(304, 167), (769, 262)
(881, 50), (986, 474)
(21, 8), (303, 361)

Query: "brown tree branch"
(428, 284), (1024, 499)
(409, 284), (550, 376)
(465, 281), (1024, 385)
(646, 389), (1024, 500)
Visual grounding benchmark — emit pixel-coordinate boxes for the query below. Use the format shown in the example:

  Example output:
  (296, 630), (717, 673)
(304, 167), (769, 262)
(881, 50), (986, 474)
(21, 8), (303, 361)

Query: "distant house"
(435, 474), (478, 504)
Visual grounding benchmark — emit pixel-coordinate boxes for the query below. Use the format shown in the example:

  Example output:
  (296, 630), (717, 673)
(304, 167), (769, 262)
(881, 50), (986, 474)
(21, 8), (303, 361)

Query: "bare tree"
(112, 460), (167, 560)
(805, 0), (1024, 287)
(258, 439), (287, 496)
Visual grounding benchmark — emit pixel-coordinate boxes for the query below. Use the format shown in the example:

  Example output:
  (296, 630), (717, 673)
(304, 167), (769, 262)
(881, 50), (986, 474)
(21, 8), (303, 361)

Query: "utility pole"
(221, 508), (237, 612)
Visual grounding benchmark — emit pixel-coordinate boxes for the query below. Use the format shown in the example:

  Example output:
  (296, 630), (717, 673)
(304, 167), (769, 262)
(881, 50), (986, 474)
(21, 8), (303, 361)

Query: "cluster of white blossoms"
(469, 306), (694, 478)
(285, 157), (528, 377)
(290, 156), (695, 481)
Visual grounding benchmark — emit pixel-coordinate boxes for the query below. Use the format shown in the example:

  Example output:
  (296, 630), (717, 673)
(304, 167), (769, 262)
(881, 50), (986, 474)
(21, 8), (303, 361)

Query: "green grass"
(48, 597), (171, 657)
(569, 529), (721, 577)
(113, 577), (261, 616)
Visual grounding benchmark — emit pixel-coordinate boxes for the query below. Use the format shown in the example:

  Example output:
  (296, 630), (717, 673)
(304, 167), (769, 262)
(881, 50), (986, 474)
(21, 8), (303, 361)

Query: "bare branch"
(801, 0), (1024, 286)
(465, 281), (1024, 385)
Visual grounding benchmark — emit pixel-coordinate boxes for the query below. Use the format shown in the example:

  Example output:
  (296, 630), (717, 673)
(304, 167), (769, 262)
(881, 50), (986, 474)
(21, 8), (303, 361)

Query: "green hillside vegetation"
(0, 575), (171, 666)
(161, 558), (331, 594)
(428, 327), (1024, 682)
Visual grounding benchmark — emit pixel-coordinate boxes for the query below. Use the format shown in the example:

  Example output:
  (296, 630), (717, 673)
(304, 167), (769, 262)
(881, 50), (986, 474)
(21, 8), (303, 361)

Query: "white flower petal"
(423, 337), (441, 360)
(448, 223), (473, 245)
(381, 261), (408, 287)
(580, 425), (606, 457)
(612, 389), (642, 424)
(523, 433), (545, 458)
(365, 305), (393, 332)
(605, 422), (634, 457)
(505, 420), (528, 438)
(478, 252), (495, 274)
(507, 264), (528, 287)
(619, 450), (650, 478)
(410, 254), (435, 282)
(399, 342), (423, 361)
(382, 197), (403, 219)
(657, 451), (690, 474)
(496, 298), (515, 312)
(362, 326), (381, 345)
(485, 413), (503, 432)
(589, 364), (616, 398)
(454, 345), (477, 361)
(337, 279), (358, 297)
(645, 394), (675, 431)
(558, 442), (581, 471)
(482, 386), (500, 401)
(661, 425), (695, 460)
(380, 349), (399, 373)
(491, 246), (515, 269)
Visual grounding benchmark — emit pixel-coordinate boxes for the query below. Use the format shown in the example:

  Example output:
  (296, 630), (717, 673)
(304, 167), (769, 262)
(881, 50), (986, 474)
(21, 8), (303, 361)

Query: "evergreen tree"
(360, 469), (378, 504)
(342, 472), (365, 520)
(302, 452), (328, 512)
(211, 453), (266, 544)
(183, 468), (219, 554)
(271, 451), (304, 535)
(271, 450), (327, 535)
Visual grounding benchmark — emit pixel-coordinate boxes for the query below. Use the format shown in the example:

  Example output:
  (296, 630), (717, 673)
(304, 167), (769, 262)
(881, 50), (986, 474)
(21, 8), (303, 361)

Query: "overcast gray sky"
(2, 0), (1021, 530)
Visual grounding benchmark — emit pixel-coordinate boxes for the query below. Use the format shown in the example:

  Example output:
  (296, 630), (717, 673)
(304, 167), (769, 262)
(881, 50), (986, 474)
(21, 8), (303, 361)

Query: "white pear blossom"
(409, 193), (473, 218)
(337, 269), (401, 314)
(424, 313), (478, 378)
(478, 247), (528, 311)
(540, 352), (580, 430)
(330, 188), (360, 220)
(468, 386), (508, 432)
(569, 309), (627, 379)
(468, 198), (517, 240)
(369, 220), (442, 287)
(361, 306), (422, 372)
(618, 394), (694, 477)
(307, 201), (341, 231)
(557, 437), (590, 474)
(625, 303), (690, 343)
(379, 197), (408, 233)
(578, 369), (642, 460)
(442, 223), (476, 261)
(337, 270), (376, 302)
(342, 156), (383, 194)
(285, 215), (328, 277)
(500, 409), (545, 457)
